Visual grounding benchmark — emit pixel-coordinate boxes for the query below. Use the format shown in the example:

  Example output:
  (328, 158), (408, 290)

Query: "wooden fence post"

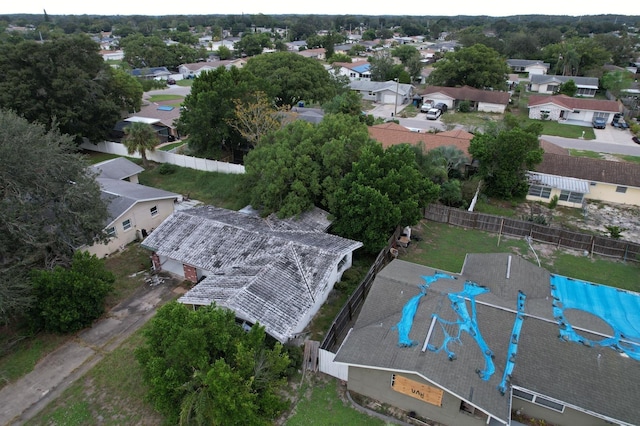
(497, 218), (504, 247)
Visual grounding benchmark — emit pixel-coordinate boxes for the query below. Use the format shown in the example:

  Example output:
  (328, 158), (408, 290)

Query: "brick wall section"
(183, 264), (198, 283)
(151, 253), (161, 271)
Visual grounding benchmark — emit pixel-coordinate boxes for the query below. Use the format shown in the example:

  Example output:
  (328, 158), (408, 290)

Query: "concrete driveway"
(593, 123), (635, 145)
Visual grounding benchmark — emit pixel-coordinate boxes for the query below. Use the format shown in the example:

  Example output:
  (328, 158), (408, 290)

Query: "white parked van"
(425, 108), (442, 120)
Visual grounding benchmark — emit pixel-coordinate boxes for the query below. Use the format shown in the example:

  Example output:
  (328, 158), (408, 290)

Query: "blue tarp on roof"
(352, 64), (370, 74)
(550, 275), (640, 360)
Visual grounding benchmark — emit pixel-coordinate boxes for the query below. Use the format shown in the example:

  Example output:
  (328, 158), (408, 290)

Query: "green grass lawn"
(401, 221), (639, 291)
(146, 94), (184, 103)
(285, 375), (386, 426)
(177, 79), (193, 87)
(25, 325), (163, 426)
(138, 162), (248, 210)
(81, 151), (123, 165)
(158, 141), (185, 151)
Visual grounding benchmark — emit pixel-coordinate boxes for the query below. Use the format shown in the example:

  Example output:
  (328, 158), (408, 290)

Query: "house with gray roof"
(529, 75), (599, 97)
(83, 158), (179, 258)
(141, 205), (363, 343)
(334, 255), (640, 426)
(349, 80), (414, 106)
(506, 59), (550, 76)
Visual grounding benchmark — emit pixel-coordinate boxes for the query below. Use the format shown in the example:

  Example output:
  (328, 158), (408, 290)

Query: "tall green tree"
(427, 44), (510, 90)
(136, 302), (291, 426)
(0, 110), (108, 322)
(242, 114), (375, 217)
(392, 44), (420, 65)
(178, 66), (261, 157)
(601, 70), (633, 100)
(469, 121), (544, 199)
(0, 34), (123, 142)
(368, 50), (395, 82)
(123, 122), (160, 167)
(244, 52), (336, 107)
(331, 144), (440, 253)
(107, 67), (143, 114)
(120, 33), (167, 68)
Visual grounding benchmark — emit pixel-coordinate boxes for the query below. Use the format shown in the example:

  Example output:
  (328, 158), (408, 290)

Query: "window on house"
(512, 389), (565, 413)
(150, 206), (158, 217)
(528, 185), (551, 199)
(106, 227), (116, 238)
(122, 219), (132, 231)
(616, 186), (627, 193)
(559, 190), (584, 204)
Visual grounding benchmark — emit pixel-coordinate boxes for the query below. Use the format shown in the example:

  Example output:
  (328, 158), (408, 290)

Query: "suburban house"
(528, 75), (599, 97)
(129, 67), (171, 80)
(178, 59), (247, 79)
(334, 254), (640, 426)
(111, 116), (178, 143)
(527, 95), (620, 125)
(349, 80), (414, 106)
(506, 59), (550, 76)
(421, 86), (510, 113)
(332, 61), (372, 81)
(294, 48), (326, 60)
(141, 206), (363, 343)
(84, 158), (179, 258)
(527, 152), (640, 208)
(368, 123), (474, 156)
(286, 40), (307, 51)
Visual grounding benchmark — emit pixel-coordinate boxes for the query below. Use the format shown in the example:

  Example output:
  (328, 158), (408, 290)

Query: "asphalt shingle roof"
(368, 123), (473, 156)
(535, 153), (640, 187)
(335, 255), (640, 425)
(421, 86), (510, 105)
(528, 95), (619, 113)
(142, 206), (362, 342)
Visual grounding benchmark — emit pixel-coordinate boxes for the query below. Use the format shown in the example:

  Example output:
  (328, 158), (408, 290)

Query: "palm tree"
(122, 121), (159, 168)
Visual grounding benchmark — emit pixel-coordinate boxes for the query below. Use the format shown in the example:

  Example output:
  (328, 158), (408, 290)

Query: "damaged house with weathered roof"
(141, 206), (363, 343)
(333, 254), (640, 426)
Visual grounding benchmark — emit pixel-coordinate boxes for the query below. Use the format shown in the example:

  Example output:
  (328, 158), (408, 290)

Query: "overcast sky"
(2, 1), (639, 18)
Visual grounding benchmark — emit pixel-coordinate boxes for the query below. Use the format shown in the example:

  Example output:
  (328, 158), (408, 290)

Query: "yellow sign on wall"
(391, 374), (444, 406)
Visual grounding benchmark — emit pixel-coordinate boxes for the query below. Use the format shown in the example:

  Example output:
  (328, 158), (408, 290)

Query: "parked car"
(425, 108), (442, 120)
(611, 113), (630, 129)
(592, 117), (606, 129)
(167, 78), (177, 85)
(434, 103), (448, 113)
(420, 102), (434, 112)
(633, 136), (640, 145)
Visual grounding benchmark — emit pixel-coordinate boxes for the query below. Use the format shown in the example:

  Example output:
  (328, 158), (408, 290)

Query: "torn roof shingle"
(142, 206), (363, 342)
(334, 255), (640, 425)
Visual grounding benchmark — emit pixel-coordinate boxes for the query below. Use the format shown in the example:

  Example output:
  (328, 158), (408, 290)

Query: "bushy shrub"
(457, 100), (471, 113)
(29, 252), (115, 333)
(548, 195), (559, 209)
(157, 162), (177, 175)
